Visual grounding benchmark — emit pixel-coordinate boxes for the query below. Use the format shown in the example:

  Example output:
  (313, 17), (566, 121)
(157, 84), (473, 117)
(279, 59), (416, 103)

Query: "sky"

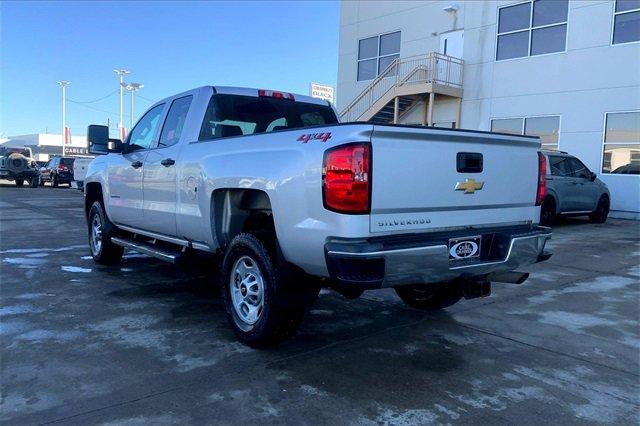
(0, 1), (340, 137)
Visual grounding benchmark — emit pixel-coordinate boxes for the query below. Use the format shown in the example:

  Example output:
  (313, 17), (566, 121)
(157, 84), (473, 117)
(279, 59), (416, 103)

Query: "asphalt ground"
(1, 183), (639, 425)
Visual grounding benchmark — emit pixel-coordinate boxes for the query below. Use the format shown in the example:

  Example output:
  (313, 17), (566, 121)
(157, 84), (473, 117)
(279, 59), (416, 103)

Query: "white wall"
(337, 0), (639, 217)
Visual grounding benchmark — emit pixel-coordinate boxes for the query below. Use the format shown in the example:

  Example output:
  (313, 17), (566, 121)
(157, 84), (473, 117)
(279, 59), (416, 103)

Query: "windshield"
(199, 94), (338, 141)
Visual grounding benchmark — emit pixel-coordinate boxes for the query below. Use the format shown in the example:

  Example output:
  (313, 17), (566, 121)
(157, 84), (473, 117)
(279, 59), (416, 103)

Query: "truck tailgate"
(369, 125), (541, 233)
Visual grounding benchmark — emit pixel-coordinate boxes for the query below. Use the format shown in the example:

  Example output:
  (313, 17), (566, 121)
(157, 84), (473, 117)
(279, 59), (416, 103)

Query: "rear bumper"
(325, 225), (551, 288)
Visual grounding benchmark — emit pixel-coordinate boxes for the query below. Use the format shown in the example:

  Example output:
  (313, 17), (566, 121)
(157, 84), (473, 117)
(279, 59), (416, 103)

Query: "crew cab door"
(107, 103), (165, 228)
(142, 95), (193, 236)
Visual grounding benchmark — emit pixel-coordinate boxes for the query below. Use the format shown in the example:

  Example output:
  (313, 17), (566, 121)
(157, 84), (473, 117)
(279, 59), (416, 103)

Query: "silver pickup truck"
(84, 86), (551, 347)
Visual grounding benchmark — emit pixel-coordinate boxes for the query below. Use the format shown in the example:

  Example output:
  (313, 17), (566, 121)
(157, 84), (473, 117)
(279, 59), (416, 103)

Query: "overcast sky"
(0, 1), (340, 137)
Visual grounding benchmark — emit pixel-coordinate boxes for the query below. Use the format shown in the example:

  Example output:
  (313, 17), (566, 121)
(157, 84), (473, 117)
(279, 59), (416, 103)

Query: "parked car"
(71, 157), (93, 191)
(83, 86), (552, 347)
(0, 146), (39, 187)
(40, 156), (75, 187)
(540, 150), (610, 225)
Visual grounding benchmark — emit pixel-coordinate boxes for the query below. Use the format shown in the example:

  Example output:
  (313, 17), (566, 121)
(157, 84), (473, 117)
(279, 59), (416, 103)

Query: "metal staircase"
(340, 53), (464, 125)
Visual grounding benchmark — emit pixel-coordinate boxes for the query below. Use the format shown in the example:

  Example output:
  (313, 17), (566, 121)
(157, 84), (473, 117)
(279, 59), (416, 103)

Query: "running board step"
(111, 237), (183, 264)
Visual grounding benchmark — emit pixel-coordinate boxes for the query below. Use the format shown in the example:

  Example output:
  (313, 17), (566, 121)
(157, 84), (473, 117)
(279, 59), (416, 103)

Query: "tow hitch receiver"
(461, 279), (491, 300)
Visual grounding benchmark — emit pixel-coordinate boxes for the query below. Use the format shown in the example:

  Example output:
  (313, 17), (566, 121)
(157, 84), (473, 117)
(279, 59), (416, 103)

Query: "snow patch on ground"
(300, 384), (327, 396)
(0, 305), (44, 316)
(0, 245), (85, 254)
(2, 257), (46, 269)
(61, 266), (92, 273)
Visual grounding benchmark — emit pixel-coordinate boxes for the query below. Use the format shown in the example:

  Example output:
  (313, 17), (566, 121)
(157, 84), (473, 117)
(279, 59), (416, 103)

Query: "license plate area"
(448, 236), (482, 261)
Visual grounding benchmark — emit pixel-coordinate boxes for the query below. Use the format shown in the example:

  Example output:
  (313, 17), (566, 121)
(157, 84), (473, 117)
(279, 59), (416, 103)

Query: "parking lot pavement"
(1, 184), (638, 425)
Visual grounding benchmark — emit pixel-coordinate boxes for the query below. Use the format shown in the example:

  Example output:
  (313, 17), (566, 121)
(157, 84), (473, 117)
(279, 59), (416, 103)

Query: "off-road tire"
(540, 196), (556, 226)
(52, 176), (59, 188)
(589, 195), (609, 224)
(88, 201), (123, 264)
(14, 180), (24, 187)
(221, 232), (305, 348)
(395, 282), (463, 311)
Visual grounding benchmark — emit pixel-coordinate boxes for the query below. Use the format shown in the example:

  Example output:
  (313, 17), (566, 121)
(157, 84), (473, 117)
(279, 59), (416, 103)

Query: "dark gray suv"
(540, 151), (610, 226)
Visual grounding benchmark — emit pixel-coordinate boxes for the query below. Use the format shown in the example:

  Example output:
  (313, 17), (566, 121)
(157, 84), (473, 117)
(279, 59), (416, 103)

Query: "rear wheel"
(221, 232), (305, 347)
(14, 180), (24, 187)
(589, 195), (609, 224)
(540, 196), (556, 226)
(88, 201), (123, 264)
(395, 282), (463, 311)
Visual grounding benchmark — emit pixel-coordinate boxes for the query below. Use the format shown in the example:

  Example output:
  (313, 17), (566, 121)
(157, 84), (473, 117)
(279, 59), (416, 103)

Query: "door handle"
(131, 161), (143, 169)
(160, 158), (175, 167)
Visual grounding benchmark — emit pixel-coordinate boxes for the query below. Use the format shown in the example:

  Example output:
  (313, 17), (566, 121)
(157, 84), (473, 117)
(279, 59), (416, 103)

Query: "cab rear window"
(198, 94), (337, 141)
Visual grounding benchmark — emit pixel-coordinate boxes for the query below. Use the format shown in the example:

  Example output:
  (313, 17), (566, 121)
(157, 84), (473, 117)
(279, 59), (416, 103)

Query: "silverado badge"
(455, 178), (484, 194)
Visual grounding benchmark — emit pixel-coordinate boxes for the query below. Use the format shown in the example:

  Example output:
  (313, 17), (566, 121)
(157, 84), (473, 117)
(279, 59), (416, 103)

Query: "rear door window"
(158, 95), (193, 148)
(549, 155), (571, 177)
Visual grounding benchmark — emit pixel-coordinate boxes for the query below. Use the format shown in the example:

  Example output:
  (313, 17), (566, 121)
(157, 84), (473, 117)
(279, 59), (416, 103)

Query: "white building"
(0, 133), (89, 161)
(337, 0), (639, 218)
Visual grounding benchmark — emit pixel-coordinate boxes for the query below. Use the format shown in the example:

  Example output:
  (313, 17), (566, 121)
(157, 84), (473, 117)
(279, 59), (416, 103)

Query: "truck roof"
(213, 86), (330, 107)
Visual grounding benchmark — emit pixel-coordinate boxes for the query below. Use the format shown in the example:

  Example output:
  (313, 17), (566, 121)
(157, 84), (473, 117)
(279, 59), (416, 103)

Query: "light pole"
(122, 82), (144, 129)
(57, 80), (70, 155)
(113, 68), (130, 139)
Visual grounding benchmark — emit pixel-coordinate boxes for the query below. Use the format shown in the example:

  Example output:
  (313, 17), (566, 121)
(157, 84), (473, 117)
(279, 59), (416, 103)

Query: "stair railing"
(339, 53), (463, 122)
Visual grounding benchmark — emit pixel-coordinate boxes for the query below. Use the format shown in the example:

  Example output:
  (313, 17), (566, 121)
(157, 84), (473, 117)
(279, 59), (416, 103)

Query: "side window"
(127, 104), (165, 151)
(158, 96), (193, 148)
(568, 158), (591, 179)
(549, 155), (571, 177)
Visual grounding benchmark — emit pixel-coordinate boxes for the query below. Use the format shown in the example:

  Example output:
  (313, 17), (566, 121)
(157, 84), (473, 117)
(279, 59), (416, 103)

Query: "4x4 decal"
(297, 132), (332, 143)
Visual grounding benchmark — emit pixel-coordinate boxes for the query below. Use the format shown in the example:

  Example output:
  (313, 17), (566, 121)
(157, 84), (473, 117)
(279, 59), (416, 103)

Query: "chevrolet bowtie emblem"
(455, 178), (484, 194)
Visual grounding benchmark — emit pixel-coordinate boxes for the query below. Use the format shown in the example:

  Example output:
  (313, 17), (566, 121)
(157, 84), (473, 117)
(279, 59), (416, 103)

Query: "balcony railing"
(340, 53), (464, 122)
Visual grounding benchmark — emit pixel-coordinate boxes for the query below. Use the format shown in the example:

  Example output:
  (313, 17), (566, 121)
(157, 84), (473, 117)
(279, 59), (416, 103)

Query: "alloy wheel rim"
(230, 255), (264, 325)
(90, 214), (103, 255)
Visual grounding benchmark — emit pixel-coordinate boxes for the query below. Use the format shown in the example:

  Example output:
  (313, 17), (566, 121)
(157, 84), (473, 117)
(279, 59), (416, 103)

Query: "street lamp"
(122, 82), (144, 129)
(57, 80), (70, 155)
(113, 68), (130, 139)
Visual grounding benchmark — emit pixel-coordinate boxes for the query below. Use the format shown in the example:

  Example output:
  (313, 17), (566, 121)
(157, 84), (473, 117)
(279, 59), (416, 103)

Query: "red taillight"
(536, 152), (547, 206)
(258, 89), (295, 101)
(322, 143), (371, 214)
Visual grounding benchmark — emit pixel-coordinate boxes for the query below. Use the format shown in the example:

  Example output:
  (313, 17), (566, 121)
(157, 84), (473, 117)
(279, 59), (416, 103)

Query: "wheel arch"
(84, 182), (104, 219)
(211, 188), (275, 249)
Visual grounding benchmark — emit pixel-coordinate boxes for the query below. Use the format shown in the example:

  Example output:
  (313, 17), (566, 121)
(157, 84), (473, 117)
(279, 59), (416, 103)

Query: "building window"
(613, 0), (640, 44)
(357, 31), (400, 81)
(602, 111), (640, 174)
(491, 115), (560, 150)
(496, 0), (568, 61)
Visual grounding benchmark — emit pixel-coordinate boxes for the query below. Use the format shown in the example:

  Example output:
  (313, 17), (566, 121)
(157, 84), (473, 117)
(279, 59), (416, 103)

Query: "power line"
(136, 93), (157, 104)
(67, 100), (120, 118)
(67, 89), (118, 104)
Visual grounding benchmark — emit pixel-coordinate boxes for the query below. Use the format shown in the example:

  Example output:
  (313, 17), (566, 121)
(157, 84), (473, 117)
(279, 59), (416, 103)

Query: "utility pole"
(113, 68), (130, 140)
(57, 80), (70, 156)
(123, 82), (144, 129)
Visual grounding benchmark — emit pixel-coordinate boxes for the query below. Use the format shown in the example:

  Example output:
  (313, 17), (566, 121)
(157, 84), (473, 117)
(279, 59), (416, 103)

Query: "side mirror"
(590, 171), (597, 181)
(88, 124), (122, 154)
